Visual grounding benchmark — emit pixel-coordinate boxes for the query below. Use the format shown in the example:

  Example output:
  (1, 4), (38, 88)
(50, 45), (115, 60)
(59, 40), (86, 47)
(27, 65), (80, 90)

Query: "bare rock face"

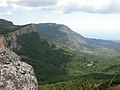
(0, 48), (38, 90)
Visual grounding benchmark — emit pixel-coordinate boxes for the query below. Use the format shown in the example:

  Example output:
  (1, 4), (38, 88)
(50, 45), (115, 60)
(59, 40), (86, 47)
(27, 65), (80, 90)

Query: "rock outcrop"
(0, 37), (4, 48)
(3, 24), (36, 49)
(0, 48), (38, 90)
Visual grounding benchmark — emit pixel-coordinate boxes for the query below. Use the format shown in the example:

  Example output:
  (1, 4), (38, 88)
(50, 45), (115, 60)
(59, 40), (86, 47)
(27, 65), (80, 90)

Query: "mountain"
(0, 19), (13, 25)
(35, 23), (120, 58)
(0, 19), (38, 90)
(0, 19), (120, 90)
(35, 23), (85, 49)
(112, 40), (120, 43)
(0, 20), (21, 35)
(3, 24), (36, 49)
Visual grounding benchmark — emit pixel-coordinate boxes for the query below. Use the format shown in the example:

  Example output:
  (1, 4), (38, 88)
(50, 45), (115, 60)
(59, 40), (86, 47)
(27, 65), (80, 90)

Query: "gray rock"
(0, 48), (38, 90)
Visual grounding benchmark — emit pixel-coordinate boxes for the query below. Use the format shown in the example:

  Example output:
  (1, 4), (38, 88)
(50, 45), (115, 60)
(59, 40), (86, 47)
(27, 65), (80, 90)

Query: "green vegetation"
(39, 79), (98, 90)
(36, 23), (68, 44)
(15, 32), (74, 84)
(14, 32), (98, 84)
(36, 23), (120, 59)
(0, 24), (21, 34)
(0, 23), (30, 35)
(39, 74), (120, 90)
(1, 20), (120, 90)
(14, 32), (120, 90)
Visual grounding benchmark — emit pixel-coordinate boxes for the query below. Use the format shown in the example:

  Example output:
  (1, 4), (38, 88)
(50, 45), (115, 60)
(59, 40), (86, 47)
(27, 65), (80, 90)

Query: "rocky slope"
(0, 47), (38, 90)
(3, 24), (36, 49)
(0, 19), (38, 90)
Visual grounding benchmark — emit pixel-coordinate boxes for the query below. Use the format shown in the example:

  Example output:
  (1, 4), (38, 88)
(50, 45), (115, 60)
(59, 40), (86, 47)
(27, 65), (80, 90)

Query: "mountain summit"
(35, 23), (85, 49)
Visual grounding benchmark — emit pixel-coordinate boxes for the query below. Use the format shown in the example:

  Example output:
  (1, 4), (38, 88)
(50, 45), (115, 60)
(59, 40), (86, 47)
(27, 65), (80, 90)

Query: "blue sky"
(0, 0), (120, 40)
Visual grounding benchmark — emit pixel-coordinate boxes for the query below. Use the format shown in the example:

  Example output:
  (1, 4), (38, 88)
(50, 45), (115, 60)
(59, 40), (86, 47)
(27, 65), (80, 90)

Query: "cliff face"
(3, 24), (36, 49)
(0, 22), (38, 90)
(0, 48), (38, 90)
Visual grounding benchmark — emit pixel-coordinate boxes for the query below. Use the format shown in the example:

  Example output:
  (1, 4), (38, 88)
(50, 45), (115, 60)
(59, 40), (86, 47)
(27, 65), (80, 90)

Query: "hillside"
(15, 32), (120, 89)
(35, 23), (120, 58)
(112, 40), (120, 43)
(0, 20), (38, 90)
(0, 19), (13, 25)
(0, 19), (22, 35)
(0, 19), (120, 90)
(15, 32), (100, 84)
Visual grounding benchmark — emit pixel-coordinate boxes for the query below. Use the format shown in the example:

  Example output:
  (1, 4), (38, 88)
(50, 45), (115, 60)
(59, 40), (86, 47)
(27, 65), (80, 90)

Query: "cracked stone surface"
(0, 48), (38, 90)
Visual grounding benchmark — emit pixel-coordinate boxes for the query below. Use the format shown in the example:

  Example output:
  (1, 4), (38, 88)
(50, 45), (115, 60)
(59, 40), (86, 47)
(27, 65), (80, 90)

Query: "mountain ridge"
(0, 19), (120, 90)
(35, 23), (120, 58)
(0, 19), (120, 58)
(0, 19), (13, 25)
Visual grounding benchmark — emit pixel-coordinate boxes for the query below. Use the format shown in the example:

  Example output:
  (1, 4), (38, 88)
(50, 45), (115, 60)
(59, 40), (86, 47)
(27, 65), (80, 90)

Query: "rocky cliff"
(3, 24), (36, 49)
(0, 47), (38, 90)
(0, 19), (38, 90)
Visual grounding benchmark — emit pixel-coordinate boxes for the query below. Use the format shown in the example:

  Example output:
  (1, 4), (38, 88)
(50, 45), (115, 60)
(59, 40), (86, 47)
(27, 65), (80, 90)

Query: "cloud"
(11, 3), (34, 10)
(58, 0), (120, 14)
(0, 0), (120, 15)
(0, 0), (8, 6)
(9, 0), (58, 7)
(45, 15), (51, 18)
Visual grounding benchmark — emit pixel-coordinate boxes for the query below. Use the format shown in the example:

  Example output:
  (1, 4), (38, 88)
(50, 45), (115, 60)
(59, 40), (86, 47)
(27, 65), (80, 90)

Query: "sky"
(0, 0), (120, 40)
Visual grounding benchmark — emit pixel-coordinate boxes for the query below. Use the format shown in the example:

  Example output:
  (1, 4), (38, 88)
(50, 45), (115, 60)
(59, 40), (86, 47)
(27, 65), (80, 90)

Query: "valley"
(0, 19), (120, 90)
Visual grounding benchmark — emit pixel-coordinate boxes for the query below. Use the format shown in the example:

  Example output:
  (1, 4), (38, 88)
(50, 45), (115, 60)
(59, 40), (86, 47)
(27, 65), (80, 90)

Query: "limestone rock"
(0, 48), (38, 90)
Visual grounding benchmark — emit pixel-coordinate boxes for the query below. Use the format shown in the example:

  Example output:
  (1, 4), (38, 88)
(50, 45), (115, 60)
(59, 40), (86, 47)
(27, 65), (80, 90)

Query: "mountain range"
(0, 19), (120, 90)
(35, 23), (120, 58)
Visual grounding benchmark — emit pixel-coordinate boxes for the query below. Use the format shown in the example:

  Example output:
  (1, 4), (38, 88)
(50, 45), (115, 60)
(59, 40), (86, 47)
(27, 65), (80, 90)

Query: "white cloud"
(57, 0), (120, 13)
(0, 11), (12, 15)
(9, 0), (58, 7)
(0, 0), (120, 15)
(11, 3), (34, 10)
(45, 15), (51, 18)
(0, 0), (8, 6)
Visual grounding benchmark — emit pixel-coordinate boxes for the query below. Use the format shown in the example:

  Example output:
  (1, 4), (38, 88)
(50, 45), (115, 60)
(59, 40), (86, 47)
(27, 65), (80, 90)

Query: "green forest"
(14, 32), (120, 90)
